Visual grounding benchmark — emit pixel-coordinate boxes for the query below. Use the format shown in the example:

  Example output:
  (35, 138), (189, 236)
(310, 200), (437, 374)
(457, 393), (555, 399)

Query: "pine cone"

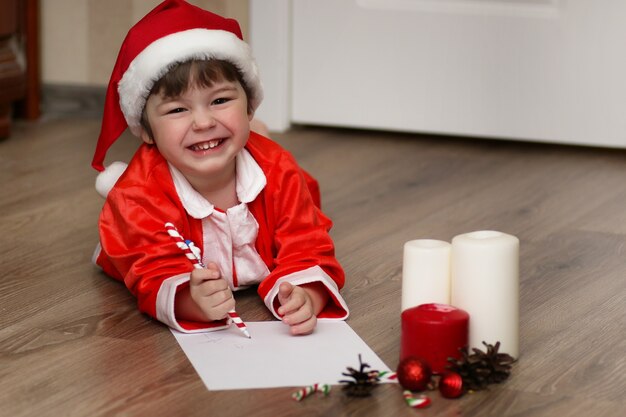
(339, 355), (381, 397)
(341, 381), (378, 397)
(446, 341), (515, 391)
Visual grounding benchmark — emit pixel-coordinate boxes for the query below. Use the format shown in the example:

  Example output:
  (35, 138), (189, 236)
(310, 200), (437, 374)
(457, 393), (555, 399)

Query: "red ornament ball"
(439, 371), (464, 398)
(396, 356), (432, 392)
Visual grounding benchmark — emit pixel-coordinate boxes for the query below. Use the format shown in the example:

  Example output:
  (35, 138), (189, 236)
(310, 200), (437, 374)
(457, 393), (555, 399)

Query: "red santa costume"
(91, 0), (349, 333)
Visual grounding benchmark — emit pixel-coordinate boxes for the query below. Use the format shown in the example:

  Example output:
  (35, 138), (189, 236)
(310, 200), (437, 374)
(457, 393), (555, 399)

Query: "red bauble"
(396, 357), (432, 392)
(439, 371), (464, 398)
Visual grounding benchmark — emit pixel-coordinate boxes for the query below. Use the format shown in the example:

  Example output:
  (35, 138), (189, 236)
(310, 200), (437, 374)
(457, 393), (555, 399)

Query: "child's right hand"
(189, 262), (235, 321)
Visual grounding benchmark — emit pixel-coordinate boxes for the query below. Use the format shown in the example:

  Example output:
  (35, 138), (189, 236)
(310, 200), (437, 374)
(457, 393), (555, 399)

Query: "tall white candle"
(402, 239), (451, 311)
(451, 231), (519, 358)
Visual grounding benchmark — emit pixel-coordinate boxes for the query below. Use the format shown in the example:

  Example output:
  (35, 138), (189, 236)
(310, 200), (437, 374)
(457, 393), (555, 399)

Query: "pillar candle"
(451, 230), (519, 358)
(402, 239), (451, 311)
(400, 303), (469, 374)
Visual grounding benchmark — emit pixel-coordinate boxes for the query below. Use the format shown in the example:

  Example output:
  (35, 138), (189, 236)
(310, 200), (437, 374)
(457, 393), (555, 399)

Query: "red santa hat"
(91, 0), (263, 193)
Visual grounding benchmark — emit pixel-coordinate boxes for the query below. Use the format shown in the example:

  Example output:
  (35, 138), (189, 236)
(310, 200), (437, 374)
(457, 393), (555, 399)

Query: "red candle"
(400, 303), (469, 374)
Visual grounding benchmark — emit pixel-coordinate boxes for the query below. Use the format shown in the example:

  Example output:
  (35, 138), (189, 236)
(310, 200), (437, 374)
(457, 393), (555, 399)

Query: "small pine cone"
(342, 383), (377, 397)
(446, 341), (515, 391)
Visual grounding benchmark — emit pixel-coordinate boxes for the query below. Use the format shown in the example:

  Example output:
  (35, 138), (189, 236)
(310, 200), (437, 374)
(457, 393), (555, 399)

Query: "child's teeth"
(195, 140), (221, 150)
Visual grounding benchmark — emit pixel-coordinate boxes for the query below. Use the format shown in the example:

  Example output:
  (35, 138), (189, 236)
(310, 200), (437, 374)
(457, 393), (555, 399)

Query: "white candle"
(402, 239), (451, 311)
(451, 231), (519, 358)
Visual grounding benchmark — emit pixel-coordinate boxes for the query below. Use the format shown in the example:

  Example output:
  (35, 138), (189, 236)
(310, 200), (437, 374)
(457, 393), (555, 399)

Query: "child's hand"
(189, 262), (235, 321)
(277, 282), (319, 335)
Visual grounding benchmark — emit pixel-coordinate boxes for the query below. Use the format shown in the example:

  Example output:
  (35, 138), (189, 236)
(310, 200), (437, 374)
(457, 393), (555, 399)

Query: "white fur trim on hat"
(118, 28), (263, 136)
(95, 161), (128, 198)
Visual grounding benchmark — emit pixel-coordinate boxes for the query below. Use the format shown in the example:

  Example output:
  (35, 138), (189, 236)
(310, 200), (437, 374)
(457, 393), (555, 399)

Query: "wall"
(41, 0), (249, 86)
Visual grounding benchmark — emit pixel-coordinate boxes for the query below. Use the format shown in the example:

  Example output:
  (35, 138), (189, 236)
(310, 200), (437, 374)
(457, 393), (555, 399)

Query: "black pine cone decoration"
(339, 354), (381, 397)
(446, 341), (515, 392)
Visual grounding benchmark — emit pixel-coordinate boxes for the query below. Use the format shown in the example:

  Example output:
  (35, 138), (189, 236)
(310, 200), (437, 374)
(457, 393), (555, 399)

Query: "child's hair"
(140, 59), (254, 139)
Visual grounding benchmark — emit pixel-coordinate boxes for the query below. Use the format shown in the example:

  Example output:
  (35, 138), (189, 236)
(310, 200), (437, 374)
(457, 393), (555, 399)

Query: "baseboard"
(42, 84), (106, 119)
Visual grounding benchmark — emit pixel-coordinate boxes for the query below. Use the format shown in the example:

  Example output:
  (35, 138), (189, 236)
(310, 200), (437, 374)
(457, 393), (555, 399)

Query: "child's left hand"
(277, 282), (318, 335)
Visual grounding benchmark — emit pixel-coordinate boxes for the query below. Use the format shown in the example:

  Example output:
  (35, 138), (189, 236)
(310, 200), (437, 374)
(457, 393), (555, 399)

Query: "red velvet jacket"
(95, 132), (348, 332)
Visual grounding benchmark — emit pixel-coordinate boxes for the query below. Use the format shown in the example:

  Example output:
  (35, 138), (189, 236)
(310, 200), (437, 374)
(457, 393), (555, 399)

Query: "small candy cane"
(376, 371), (397, 382)
(291, 383), (331, 401)
(403, 391), (431, 409)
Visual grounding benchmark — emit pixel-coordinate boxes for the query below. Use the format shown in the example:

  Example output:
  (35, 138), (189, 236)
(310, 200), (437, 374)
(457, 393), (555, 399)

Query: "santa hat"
(91, 0), (263, 195)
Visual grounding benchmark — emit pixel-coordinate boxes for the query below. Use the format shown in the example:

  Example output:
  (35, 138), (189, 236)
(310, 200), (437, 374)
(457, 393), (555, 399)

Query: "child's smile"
(189, 138), (225, 152)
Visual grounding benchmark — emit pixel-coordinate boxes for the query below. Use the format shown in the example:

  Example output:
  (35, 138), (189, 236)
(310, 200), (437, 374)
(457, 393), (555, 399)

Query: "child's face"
(141, 79), (253, 187)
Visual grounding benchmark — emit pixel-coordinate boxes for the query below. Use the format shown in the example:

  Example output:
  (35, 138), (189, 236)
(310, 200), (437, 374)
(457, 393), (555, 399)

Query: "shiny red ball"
(396, 357), (432, 392)
(439, 371), (464, 398)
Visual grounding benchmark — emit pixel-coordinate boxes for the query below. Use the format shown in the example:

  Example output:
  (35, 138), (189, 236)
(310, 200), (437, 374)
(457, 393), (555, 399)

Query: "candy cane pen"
(164, 222), (251, 338)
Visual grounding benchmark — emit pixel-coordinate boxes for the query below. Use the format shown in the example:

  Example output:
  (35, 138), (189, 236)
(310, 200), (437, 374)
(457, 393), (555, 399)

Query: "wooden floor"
(1, 116), (625, 417)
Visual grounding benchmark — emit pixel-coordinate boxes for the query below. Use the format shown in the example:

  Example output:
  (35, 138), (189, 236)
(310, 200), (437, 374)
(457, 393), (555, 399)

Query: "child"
(91, 0), (348, 335)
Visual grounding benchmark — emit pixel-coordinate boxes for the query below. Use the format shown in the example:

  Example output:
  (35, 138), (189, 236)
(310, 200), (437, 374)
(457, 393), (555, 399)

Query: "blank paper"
(171, 321), (393, 390)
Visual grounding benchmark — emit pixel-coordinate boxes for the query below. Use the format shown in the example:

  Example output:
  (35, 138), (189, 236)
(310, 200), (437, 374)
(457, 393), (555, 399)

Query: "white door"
(251, 0), (626, 148)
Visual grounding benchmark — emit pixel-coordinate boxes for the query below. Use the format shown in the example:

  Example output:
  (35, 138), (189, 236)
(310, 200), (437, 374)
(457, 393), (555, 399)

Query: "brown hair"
(140, 59), (253, 139)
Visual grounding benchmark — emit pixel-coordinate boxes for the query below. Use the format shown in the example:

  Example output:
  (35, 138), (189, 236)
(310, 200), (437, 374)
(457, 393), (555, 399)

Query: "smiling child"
(91, 0), (349, 335)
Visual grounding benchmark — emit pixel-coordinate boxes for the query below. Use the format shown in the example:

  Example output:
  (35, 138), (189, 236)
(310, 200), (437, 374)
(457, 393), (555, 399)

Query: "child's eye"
(212, 97), (230, 105)
(167, 107), (186, 114)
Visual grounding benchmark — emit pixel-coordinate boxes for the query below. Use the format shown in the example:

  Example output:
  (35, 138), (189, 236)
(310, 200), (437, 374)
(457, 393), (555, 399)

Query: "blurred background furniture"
(0, 0), (40, 138)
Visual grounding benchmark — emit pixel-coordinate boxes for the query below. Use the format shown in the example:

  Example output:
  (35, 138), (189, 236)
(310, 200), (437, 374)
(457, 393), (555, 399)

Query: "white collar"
(168, 148), (266, 219)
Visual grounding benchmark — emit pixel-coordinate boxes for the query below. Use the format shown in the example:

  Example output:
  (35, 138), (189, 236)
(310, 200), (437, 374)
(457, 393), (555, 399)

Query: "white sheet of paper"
(171, 321), (393, 390)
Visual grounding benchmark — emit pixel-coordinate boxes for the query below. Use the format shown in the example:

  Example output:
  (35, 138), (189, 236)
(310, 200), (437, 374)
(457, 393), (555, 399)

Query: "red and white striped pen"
(164, 222), (251, 338)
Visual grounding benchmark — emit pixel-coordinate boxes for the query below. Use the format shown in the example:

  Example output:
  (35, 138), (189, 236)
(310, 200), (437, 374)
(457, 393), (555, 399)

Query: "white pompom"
(95, 161), (128, 198)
